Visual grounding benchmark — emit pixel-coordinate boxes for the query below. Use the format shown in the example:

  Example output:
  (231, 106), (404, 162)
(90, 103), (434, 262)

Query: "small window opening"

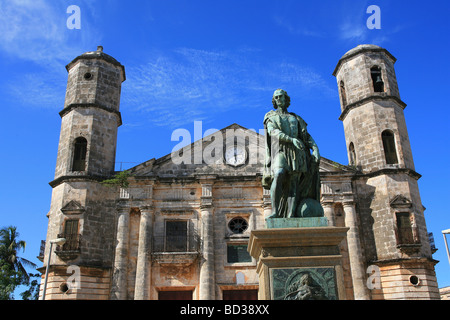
(340, 81), (347, 106)
(83, 72), (93, 80)
(409, 275), (420, 286)
(371, 66), (384, 92)
(59, 282), (69, 293)
(227, 244), (252, 263)
(165, 220), (188, 252)
(381, 130), (398, 164)
(64, 219), (79, 236)
(60, 219), (80, 251)
(72, 137), (87, 171)
(396, 212), (415, 245)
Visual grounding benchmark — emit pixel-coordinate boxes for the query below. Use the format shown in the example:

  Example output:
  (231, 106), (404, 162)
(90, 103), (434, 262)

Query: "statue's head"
(272, 89), (290, 109)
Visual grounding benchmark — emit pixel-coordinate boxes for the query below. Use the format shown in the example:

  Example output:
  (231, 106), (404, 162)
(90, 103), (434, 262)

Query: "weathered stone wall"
(334, 46), (400, 110)
(39, 266), (111, 300)
(64, 59), (123, 111)
(54, 107), (120, 178)
(342, 100), (415, 173)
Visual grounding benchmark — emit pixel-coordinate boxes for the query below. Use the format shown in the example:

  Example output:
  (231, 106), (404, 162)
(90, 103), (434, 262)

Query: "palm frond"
(18, 257), (37, 270)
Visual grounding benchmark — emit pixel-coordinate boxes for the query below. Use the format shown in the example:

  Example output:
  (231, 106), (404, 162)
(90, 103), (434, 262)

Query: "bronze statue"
(263, 89), (323, 219)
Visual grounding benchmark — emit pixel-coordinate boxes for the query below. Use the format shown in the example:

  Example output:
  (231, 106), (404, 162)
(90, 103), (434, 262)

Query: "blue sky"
(1, 0), (449, 297)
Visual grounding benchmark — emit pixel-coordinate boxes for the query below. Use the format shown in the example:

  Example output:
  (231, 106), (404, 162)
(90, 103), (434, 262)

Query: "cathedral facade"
(38, 44), (440, 300)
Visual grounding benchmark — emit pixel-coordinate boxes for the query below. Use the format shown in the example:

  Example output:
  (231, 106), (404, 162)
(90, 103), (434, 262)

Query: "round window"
(84, 72), (93, 80)
(409, 275), (420, 286)
(59, 282), (69, 293)
(228, 217), (248, 234)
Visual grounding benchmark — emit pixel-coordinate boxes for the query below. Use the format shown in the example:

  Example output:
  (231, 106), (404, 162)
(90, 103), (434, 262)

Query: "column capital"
(321, 201), (334, 208)
(262, 202), (272, 209)
(117, 207), (130, 214)
(139, 205), (154, 213)
(196, 174), (217, 182)
(200, 203), (213, 211)
(343, 201), (356, 208)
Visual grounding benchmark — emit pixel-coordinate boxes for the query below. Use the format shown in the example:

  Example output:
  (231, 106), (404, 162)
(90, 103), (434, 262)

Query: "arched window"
(349, 142), (356, 166)
(381, 130), (398, 164)
(340, 81), (347, 106)
(72, 137), (87, 171)
(370, 66), (384, 92)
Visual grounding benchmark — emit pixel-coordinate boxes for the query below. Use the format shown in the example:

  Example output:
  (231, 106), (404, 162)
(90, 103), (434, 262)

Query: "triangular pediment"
(390, 195), (412, 208)
(318, 157), (356, 174)
(129, 123), (264, 178)
(61, 200), (85, 215)
(128, 123), (355, 178)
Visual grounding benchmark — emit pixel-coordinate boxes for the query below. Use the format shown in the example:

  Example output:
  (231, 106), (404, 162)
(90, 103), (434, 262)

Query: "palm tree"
(0, 226), (37, 283)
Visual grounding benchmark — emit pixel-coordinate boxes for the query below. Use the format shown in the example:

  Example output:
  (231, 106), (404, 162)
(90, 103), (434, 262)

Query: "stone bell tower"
(41, 46), (126, 299)
(54, 45), (125, 178)
(333, 45), (439, 299)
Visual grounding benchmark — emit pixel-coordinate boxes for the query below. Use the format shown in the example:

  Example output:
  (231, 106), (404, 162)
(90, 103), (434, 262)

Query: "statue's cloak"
(262, 109), (321, 202)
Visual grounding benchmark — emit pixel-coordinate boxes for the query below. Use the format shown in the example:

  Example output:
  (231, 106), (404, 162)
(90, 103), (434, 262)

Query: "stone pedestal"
(248, 218), (349, 300)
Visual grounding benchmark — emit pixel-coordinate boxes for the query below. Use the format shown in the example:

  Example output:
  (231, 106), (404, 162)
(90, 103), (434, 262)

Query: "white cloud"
(1, 0), (67, 63)
(122, 48), (335, 128)
(339, 21), (368, 41)
(6, 72), (66, 109)
(0, 0), (102, 109)
(0, 0), (103, 64)
(1, 2), (334, 120)
(273, 15), (324, 38)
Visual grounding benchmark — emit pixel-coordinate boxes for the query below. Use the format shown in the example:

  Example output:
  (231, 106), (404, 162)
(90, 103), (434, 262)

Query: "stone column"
(262, 188), (272, 221)
(322, 201), (335, 226)
(134, 206), (153, 300)
(199, 183), (215, 300)
(111, 207), (129, 300)
(343, 201), (370, 300)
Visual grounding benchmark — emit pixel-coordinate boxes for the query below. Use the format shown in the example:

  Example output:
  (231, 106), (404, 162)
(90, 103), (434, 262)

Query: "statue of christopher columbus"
(263, 89), (323, 219)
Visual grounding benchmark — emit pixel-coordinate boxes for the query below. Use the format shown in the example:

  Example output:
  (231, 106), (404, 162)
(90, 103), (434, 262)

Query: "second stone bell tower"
(333, 44), (414, 173)
(333, 45), (439, 299)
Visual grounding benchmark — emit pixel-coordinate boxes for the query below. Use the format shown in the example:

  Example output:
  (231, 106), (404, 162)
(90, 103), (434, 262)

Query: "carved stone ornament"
(60, 200), (85, 215)
(390, 195), (412, 209)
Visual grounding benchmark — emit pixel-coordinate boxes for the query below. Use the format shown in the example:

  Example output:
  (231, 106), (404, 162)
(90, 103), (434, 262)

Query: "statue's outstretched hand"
(292, 138), (304, 151)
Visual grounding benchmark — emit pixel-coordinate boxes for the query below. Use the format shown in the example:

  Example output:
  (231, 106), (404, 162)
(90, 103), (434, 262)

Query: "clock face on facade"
(225, 145), (247, 166)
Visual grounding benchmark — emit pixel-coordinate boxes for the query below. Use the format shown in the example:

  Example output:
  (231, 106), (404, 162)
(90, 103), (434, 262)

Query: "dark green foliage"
(0, 226), (38, 300)
(101, 170), (132, 188)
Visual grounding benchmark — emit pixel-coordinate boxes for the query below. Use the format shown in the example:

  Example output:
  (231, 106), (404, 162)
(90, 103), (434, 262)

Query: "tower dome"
(333, 44), (396, 78)
(66, 46), (126, 81)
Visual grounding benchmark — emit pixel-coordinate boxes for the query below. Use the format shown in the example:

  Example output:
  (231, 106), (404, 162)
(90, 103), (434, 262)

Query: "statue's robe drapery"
(262, 110), (321, 217)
